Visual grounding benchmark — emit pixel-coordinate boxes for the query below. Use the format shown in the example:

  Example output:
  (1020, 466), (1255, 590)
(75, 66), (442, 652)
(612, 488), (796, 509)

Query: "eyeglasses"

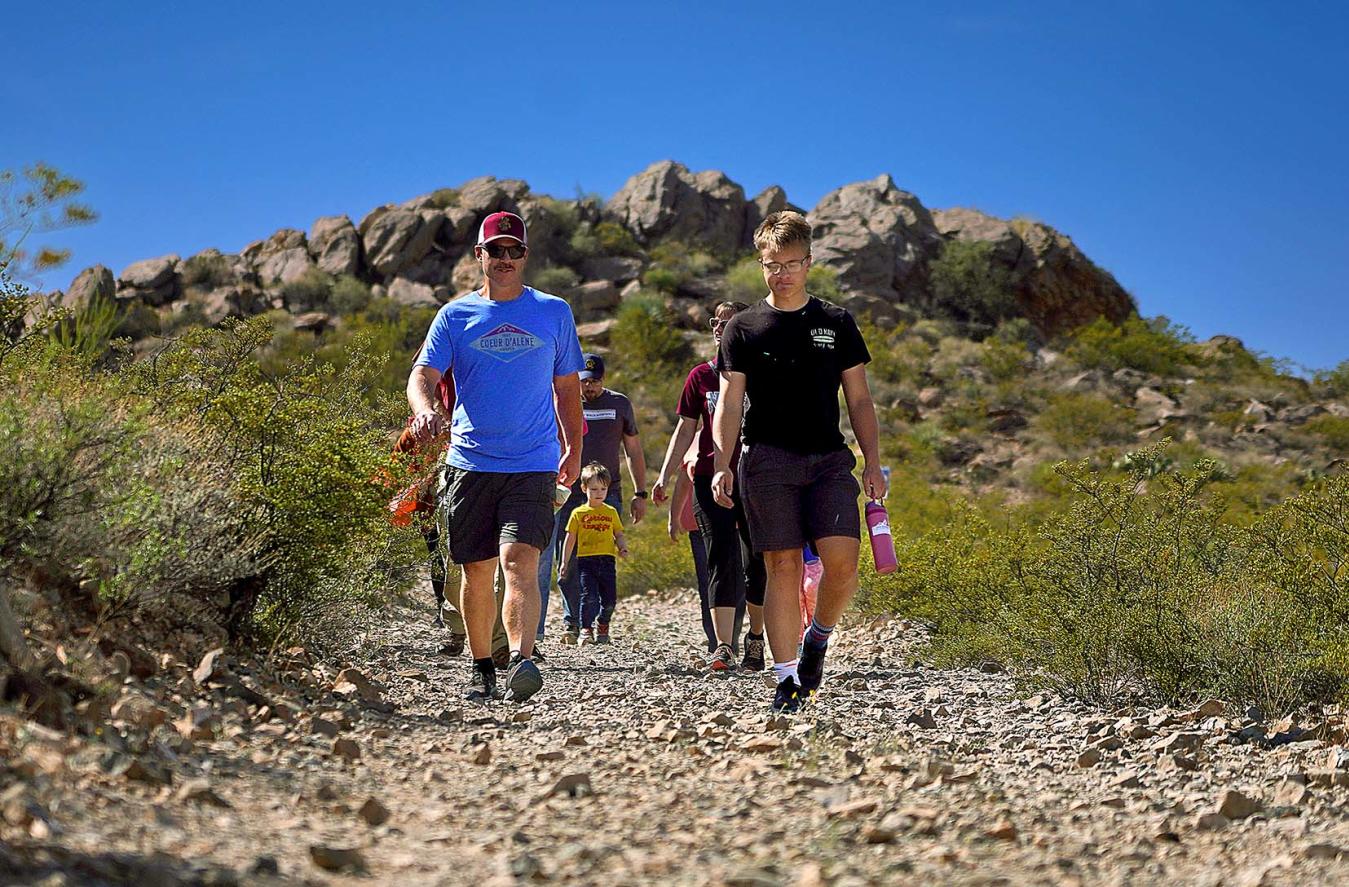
(481, 243), (528, 260)
(760, 257), (810, 276)
(710, 317), (733, 331)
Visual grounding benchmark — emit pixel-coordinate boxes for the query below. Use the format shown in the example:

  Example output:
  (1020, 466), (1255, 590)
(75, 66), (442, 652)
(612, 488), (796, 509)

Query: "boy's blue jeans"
(578, 554), (618, 629)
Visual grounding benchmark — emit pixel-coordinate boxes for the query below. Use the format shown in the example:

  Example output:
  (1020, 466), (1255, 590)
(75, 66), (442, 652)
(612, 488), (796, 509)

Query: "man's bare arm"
(652, 416), (699, 503)
(841, 363), (886, 500)
(407, 365), (448, 440)
(553, 373), (584, 487)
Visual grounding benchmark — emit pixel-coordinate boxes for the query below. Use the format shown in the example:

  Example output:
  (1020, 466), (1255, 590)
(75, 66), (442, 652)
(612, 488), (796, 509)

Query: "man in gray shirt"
(538, 353), (648, 644)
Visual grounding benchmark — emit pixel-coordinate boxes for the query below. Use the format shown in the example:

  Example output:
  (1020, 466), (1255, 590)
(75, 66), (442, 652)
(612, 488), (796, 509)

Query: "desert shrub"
(329, 275), (372, 315)
(426, 188), (459, 209)
(46, 291), (122, 360)
(1066, 315), (1195, 377)
(807, 263), (844, 301)
(618, 504), (697, 599)
(128, 317), (420, 645)
(928, 239), (1016, 332)
(1314, 359), (1349, 399)
(277, 267), (334, 312)
(929, 336), (985, 383)
(640, 242), (720, 294)
(570, 221), (641, 259)
(862, 441), (1349, 712)
(529, 265), (580, 295)
(179, 252), (234, 289)
(1034, 392), (1134, 450)
(724, 256), (764, 303)
(1305, 414), (1349, 450)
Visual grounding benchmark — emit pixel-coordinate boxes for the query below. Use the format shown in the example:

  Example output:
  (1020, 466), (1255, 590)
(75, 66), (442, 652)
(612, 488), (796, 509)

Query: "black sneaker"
(771, 678), (801, 713)
(504, 654), (544, 702)
(741, 634), (766, 672)
(531, 643), (546, 663)
(491, 645), (511, 669)
(465, 665), (498, 702)
(710, 644), (735, 672)
(798, 640), (827, 697)
(442, 633), (466, 657)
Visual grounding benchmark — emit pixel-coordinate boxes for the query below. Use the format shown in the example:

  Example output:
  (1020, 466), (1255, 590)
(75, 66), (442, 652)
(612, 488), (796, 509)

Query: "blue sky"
(7, 1), (1347, 369)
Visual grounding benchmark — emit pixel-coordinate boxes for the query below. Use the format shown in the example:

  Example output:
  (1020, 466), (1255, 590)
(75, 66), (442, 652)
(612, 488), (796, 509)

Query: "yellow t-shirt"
(565, 502), (622, 558)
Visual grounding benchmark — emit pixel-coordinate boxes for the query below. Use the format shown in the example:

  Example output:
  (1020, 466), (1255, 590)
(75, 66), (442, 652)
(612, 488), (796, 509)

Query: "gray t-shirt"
(577, 388), (638, 493)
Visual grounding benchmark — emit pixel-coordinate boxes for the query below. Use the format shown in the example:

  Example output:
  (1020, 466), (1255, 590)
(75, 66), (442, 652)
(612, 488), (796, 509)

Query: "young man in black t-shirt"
(712, 211), (886, 713)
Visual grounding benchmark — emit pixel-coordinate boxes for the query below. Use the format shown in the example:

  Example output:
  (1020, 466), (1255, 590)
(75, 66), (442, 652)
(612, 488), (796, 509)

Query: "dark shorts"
(738, 443), (861, 553)
(443, 467), (555, 565)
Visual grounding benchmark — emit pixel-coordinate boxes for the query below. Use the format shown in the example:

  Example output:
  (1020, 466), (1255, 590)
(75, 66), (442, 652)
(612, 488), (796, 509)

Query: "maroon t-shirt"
(676, 361), (741, 476)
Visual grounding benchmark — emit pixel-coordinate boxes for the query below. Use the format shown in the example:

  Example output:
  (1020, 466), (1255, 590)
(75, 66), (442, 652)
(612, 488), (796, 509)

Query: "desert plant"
(928, 239), (1016, 331)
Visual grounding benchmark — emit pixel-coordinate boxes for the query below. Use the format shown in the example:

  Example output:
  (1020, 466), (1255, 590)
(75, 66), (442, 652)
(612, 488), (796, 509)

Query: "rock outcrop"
(606, 161), (747, 254)
(67, 161), (1139, 343)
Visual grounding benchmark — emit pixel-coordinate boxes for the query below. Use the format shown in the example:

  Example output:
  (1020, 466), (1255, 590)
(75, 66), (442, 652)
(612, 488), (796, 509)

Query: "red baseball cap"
(477, 211), (528, 246)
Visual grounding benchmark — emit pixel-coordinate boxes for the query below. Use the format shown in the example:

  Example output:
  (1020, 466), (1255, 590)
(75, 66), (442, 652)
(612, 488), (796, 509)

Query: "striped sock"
(773, 659), (799, 685)
(803, 618), (835, 650)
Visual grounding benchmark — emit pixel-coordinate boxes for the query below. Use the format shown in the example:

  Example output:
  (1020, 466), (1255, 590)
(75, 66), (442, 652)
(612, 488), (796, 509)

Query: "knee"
(820, 555), (858, 583)
(763, 550), (799, 571)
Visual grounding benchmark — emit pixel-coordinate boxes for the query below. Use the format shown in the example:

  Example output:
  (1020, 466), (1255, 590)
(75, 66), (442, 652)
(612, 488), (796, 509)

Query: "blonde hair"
(753, 211), (812, 254)
(580, 462), (611, 487)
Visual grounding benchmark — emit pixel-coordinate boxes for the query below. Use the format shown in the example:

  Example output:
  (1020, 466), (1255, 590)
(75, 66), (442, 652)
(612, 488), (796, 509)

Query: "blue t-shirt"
(415, 287), (584, 473)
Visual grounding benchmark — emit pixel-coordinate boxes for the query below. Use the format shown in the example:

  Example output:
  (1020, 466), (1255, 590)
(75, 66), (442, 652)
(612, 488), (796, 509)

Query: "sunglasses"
(481, 243), (528, 260)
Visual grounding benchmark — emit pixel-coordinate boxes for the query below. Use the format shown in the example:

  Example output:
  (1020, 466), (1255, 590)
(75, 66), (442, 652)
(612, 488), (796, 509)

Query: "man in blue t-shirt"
(408, 210), (585, 703)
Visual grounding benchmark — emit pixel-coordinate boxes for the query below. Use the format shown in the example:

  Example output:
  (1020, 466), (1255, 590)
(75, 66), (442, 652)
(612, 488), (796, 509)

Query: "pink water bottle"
(865, 501), (898, 574)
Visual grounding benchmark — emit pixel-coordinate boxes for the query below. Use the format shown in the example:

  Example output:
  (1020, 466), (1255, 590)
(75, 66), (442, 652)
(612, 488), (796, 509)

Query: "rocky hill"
(56, 160), (1135, 342)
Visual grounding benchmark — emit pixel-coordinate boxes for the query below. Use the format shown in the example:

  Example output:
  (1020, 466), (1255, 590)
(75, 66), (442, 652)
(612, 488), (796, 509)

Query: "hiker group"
(404, 208), (886, 713)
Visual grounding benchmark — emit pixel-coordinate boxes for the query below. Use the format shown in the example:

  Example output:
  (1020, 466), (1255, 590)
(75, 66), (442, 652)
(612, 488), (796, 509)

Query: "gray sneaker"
(504, 655), (543, 702)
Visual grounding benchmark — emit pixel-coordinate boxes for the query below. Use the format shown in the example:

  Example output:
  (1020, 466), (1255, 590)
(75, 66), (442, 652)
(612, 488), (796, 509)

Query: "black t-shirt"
(718, 297), (871, 455)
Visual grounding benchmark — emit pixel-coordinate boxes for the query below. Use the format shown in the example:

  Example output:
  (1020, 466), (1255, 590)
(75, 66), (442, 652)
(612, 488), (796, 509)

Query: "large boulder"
(1012, 219), (1134, 337)
(241, 229), (306, 266)
(387, 277), (441, 309)
(744, 185), (803, 246)
(117, 254), (180, 306)
(309, 215), (362, 277)
(362, 208), (443, 278)
(63, 265), (115, 310)
(455, 176), (531, 217)
(810, 174), (943, 299)
(932, 208), (1026, 271)
(256, 248), (315, 288)
(606, 161), (747, 254)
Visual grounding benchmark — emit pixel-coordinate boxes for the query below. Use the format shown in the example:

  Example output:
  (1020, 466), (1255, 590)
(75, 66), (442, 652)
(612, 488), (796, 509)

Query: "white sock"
(773, 659), (799, 684)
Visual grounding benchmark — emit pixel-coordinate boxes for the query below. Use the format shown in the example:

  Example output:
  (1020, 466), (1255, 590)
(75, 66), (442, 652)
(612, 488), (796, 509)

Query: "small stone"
(535, 750), (565, 762)
(310, 717), (339, 738)
(862, 823), (898, 844)
(358, 797), (390, 826)
(743, 736), (783, 753)
(193, 647), (225, 686)
(985, 818), (1018, 841)
(175, 779), (230, 807)
(1076, 749), (1102, 768)
(825, 798), (878, 819)
(1110, 770), (1142, 790)
(1324, 746), (1349, 770)
(1301, 843), (1346, 860)
(1189, 699), (1224, 720)
(469, 744), (491, 765)
(544, 772), (592, 799)
(309, 844), (367, 873)
(1217, 789), (1262, 821)
(905, 709), (938, 730)
(331, 738), (361, 761)
(1274, 779), (1309, 807)
(122, 757), (173, 786)
(564, 735), (588, 747)
(1196, 812), (1230, 831)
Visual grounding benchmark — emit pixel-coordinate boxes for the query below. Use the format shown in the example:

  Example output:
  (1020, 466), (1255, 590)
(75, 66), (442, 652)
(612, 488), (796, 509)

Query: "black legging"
(421, 515), (447, 610)
(692, 474), (766, 610)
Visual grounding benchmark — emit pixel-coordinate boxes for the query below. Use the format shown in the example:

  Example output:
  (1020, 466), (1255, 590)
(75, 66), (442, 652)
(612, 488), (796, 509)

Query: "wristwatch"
(634, 490), (649, 499)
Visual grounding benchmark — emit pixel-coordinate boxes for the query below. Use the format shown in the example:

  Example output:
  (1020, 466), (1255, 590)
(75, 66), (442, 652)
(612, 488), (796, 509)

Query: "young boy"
(559, 463), (629, 645)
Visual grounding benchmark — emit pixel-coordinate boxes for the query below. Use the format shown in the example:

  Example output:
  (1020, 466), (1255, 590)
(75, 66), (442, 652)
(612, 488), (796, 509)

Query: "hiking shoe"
(771, 678), (801, 713)
(491, 645), (511, 669)
(432, 609), (446, 629)
(579, 628), (596, 646)
(798, 640), (827, 697)
(531, 644), (547, 663)
(559, 628), (580, 646)
(595, 623), (612, 646)
(504, 655), (544, 702)
(710, 644), (735, 672)
(465, 666), (498, 702)
(443, 633), (466, 657)
(741, 634), (766, 672)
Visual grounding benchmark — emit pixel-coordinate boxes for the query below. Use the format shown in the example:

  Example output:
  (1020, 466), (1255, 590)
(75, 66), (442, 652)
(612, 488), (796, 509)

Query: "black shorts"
(443, 467), (555, 565)
(738, 443), (861, 553)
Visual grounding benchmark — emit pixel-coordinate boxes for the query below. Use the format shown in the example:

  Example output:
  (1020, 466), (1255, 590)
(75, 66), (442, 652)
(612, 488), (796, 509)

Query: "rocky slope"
(3, 589), (1349, 885)
(56, 160), (1134, 342)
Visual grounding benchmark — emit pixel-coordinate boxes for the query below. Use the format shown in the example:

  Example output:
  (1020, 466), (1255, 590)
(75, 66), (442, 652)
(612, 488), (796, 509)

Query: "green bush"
(641, 267), (682, 294)
(179, 252), (234, 289)
(529, 265), (580, 295)
(928, 240), (1016, 331)
(329, 274), (372, 315)
(570, 221), (642, 259)
(1305, 414), (1349, 450)
(1066, 315), (1195, 377)
(1034, 392), (1134, 450)
(860, 441), (1349, 713)
(278, 267), (334, 312)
